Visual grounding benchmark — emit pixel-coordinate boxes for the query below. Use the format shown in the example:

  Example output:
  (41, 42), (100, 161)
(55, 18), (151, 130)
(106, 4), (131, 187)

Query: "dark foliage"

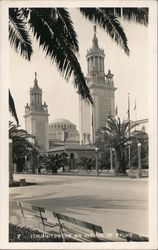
(78, 157), (96, 171)
(97, 117), (137, 173)
(9, 121), (40, 171)
(80, 8), (130, 55)
(9, 223), (63, 242)
(9, 90), (19, 125)
(9, 8), (33, 60)
(40, 152), (69, 173)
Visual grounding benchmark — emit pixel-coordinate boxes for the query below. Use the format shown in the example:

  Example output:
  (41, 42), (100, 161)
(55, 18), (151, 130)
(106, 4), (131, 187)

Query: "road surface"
(9, 174), (148, 241)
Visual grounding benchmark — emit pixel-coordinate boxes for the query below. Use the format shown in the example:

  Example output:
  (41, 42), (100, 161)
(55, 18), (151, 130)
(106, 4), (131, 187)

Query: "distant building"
(79, 26), (116, 145)
(131, 118), (148, 133)
(48, 118), (79, 148)
(24, 73), (49, 152)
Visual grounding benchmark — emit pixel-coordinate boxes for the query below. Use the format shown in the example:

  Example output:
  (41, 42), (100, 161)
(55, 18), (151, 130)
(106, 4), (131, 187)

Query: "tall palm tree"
(9, 121), (38, 182)
(99, 117), (137, 173)
(9, 7), (148, 123)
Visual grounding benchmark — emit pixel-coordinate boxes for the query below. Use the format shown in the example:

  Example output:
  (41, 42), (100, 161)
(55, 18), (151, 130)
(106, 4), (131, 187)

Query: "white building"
(79, 26), (116, 145)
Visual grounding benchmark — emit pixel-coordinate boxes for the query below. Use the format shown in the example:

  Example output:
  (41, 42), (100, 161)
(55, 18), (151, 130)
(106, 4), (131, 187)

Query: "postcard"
(0, 0), (157, 249)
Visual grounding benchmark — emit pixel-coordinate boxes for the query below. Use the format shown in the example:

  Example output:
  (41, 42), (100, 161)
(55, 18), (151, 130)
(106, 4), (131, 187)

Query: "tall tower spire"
(86, 25), (105, 85)
(24, 73), (49, 152)
(34, 72), (38, 86)
(79, 26), (116, 145)
(92, 25), (99, 49)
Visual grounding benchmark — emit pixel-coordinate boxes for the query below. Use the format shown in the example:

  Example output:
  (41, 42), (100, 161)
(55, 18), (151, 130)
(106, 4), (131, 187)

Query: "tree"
(78, 157), (96, 171)
(9, 121), (39, 174)
(99, 117), (137, 173)
(99, 149), (111, 170)
(41, 152), (69, 173)
(9, 7), (148, 123)
(129, 130), (148, 168)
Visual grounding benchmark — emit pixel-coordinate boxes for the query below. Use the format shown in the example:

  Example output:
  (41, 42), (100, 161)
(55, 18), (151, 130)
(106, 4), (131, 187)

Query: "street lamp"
(24, 155), (27, 173)
(124, 141), (132, 168)
(110, 147), (113, 172)
(128, 145), (130, 168)
(137, 142), (142, 178)
(95, 147), (99, 176)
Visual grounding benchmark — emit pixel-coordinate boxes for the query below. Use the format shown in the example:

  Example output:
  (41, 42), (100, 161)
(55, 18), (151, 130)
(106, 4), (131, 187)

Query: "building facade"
(79, 26), (116, 145)
(48, 118), (79, 148)
(24, 73), (49, 152)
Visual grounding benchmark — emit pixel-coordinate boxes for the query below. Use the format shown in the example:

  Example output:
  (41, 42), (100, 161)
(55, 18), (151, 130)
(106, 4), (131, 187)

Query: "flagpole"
(135, 108), (137, 131)
(134, 99), (137, 131)
(128, 93), (131, 168)
(128, 93), (130, 137)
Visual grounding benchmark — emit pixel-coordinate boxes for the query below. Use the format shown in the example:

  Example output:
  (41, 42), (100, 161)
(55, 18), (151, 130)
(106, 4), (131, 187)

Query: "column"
(102, 58), (104, 72)
(97, 57), (100, 71)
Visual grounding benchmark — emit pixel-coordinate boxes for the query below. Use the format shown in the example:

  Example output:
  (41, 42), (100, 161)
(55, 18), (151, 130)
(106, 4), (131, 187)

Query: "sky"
(9, 8), (148, 130)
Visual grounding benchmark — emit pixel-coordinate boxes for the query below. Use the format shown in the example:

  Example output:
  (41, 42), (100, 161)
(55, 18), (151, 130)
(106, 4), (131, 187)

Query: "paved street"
(9, 174), (148, 241)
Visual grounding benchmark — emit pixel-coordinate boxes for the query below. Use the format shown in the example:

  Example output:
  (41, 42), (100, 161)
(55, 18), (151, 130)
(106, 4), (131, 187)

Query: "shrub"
(9, 223), (77, 242)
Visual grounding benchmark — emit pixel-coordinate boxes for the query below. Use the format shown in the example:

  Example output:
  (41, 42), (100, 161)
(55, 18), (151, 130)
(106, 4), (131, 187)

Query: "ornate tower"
(24, 73), (49, 152)
(79, 26), (116, 144)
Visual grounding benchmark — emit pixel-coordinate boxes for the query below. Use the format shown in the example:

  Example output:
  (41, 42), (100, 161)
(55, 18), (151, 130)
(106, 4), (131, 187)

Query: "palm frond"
(104, 8), (149, 26)
(122, 8), (148, 26)
(9, 90), (19, 125)
(9, 8), (33, 60)
(9, 121), (34, 139)
(80, 8), (129, 55)
(28, 8), (92, 103)
(56, 8), (79, 53)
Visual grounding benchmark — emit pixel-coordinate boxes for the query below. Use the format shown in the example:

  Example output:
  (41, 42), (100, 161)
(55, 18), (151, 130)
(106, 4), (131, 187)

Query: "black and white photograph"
(0, 1), (157, 249)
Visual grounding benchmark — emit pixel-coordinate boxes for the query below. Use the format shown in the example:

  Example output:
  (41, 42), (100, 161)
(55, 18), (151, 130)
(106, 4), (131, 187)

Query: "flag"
(134, 99), (136, 111)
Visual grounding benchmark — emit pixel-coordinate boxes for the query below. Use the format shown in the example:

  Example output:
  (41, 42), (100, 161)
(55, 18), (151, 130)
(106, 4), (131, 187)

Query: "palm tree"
(99, 117), (137, 173)
(9, 121), (39, 182)
(129, 130), (148, 168)
(42, 152), (69, 173)
(9, 7), (148, 123)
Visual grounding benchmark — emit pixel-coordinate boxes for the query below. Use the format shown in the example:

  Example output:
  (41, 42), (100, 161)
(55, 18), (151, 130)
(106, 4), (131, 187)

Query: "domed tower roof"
(30, 72), (42, 94)
(50, 118), (75, 126)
